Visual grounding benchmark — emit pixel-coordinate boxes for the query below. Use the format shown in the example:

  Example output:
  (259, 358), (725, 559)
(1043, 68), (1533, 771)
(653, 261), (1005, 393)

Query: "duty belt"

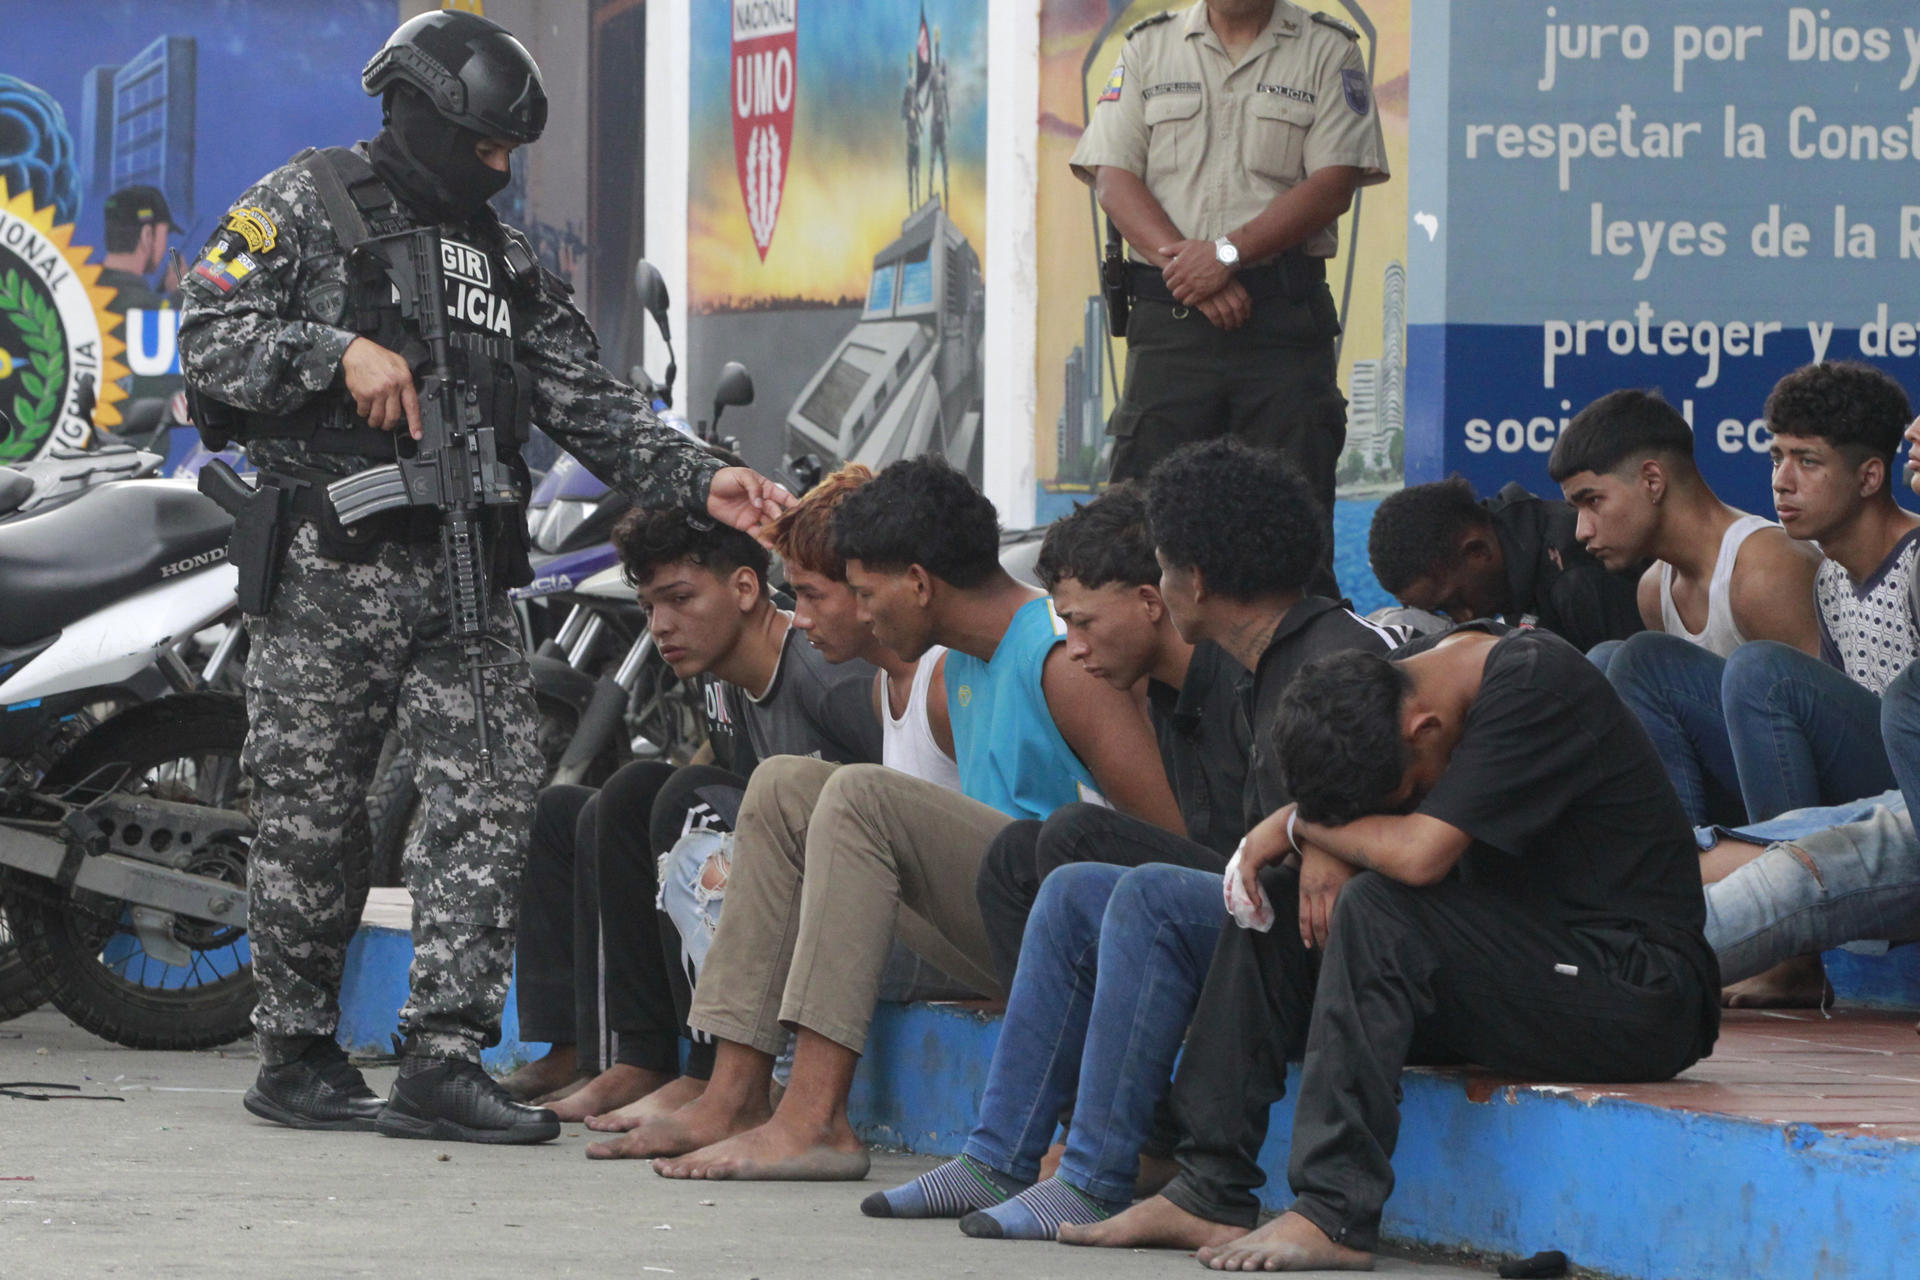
(1130, 255), (1326, 306)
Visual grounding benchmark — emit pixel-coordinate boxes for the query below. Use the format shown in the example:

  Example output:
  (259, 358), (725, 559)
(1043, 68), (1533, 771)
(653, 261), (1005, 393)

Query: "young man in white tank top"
(1548, 389), (1822, 825)
(1662, 363), (1920, 1008)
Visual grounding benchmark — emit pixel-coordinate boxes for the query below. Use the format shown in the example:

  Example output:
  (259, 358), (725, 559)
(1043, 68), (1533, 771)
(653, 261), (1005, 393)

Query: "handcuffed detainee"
(1073, 0), (1390, 598)
(178, 10), (792, 1145)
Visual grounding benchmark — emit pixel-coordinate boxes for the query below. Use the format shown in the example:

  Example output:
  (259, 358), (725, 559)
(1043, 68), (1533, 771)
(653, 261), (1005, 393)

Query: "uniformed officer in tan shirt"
(1072, 0), (1388, 597)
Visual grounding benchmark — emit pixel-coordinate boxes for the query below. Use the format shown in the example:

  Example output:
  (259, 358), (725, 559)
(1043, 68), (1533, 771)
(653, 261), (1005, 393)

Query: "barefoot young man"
(1065, 627), (1718, 1269)
(504, 508), (880, 1119)
(598, 455), (1180, 1175)
(868, 446), (1405, 1241)
(1547, 389), (1821, 823)
(580, 464), (965, 1135)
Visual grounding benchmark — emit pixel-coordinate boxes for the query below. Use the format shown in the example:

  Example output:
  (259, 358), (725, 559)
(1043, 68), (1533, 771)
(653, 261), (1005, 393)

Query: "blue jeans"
(1704, 793), (1920, 983)
(1881, 660), (1920, 816)
(1608, 633), (1892, 824)
(962, 863), (1225, 1204)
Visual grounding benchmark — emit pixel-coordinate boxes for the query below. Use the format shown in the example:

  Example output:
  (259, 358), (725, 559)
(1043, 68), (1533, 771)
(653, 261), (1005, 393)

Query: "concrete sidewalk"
(0, 1011), (1486, 1280)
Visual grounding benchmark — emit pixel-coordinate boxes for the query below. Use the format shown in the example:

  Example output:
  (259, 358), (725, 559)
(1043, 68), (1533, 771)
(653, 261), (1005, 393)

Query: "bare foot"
(547, 1064), (671, 1123)
(1039, 1140), (1066, 1181)
(1724, 954), (1831, 1009)
(1197, 1211), (1374, 1272)
(1058, 1194), (1243, 1251)
(650, 1112), (869, 1181)
(494, 1046), (578, 1102)
(587, 1074), (707, 1132)
(535, 1075), (591, 1106)
(1136, 1152), (1179, 1199)
(584, 1088), (769, 1161)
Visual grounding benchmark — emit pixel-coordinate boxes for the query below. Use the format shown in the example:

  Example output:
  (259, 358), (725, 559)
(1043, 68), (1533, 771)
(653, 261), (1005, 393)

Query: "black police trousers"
(975, 802), (1229, 992)
(1107, 288), (1347, 600)
(516, 762), (743, 1079)
(1159, 867), (1710, 1251)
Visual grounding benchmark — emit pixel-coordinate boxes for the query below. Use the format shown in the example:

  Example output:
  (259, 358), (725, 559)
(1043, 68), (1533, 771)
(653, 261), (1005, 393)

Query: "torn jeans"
(1702, 792), (1920, 984)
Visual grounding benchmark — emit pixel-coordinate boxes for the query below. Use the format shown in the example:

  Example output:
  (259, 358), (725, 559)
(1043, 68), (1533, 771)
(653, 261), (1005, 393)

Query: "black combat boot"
(376, 1057), (560, 1145)
(244, 1038), (386, 1132)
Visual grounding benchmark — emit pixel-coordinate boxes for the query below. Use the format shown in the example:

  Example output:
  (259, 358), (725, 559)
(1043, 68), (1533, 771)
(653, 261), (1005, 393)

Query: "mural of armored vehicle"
(783, 198), (984, 480)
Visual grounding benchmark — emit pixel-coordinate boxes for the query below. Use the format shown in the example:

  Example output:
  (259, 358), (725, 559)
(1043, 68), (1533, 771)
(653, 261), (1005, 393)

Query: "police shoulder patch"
(1311, 12), (1359, 40)
(224, 206), (280, 256)
(1099, 61), (1125, 103)
(1125, 10), (1175, 39)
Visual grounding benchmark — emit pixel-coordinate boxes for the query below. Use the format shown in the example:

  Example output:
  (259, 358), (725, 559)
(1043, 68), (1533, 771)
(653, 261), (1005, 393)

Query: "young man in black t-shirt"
(1064, 626), (1719, 1271)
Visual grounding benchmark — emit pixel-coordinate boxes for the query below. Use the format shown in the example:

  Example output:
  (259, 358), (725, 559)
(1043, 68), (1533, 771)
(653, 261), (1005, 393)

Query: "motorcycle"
(0, 478), (255, 1048)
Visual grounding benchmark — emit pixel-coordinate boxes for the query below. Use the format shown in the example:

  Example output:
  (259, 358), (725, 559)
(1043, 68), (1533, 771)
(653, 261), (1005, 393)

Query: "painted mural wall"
(1408, 0), (1920, 515)
(0, 0), (399, 461)
(685, 0), (989, 479)
(1031, 0), (1412, 522)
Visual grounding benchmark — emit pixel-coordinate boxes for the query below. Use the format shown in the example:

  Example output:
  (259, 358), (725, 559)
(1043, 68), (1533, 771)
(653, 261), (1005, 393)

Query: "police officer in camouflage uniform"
(178, 10), (791, 1144)
(1072, 0), (1389, 598)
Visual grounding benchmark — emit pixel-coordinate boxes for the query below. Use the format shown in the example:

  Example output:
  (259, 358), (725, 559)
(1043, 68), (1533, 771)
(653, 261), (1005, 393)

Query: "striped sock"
(860, 1155), (1027, 1219)
(958, 1176), (1127, 1241)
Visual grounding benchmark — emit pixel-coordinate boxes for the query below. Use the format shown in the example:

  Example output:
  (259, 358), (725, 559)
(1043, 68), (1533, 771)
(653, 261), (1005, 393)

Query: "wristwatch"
(1213, 236), (1241, 269)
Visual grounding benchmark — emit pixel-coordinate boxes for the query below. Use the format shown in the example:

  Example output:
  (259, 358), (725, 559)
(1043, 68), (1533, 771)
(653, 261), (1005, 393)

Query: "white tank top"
(882, 646), (962, 792)
(1659, 514), (1774, 658)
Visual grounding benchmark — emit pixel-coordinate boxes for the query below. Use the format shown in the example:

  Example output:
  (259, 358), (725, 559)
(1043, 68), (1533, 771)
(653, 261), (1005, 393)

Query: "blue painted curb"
(340, 926), (1920, 1279)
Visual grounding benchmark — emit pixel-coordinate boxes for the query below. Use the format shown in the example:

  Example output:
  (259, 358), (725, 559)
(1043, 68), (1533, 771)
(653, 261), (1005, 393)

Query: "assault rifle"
(327, 227), (524, 779)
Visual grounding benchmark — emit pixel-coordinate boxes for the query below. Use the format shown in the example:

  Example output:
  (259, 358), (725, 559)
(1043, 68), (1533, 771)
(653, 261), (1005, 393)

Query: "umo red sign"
(731, 0), (797, 261)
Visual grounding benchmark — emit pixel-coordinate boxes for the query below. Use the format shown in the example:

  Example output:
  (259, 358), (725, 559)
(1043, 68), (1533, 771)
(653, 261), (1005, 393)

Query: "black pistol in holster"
(1101, 217), (1130, 338)
(196, 457), (289, 617)
(325, 226), (526, 780)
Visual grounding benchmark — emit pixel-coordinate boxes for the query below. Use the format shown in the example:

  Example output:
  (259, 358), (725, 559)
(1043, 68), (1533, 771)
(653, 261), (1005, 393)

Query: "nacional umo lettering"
(732, 0), (796, 41)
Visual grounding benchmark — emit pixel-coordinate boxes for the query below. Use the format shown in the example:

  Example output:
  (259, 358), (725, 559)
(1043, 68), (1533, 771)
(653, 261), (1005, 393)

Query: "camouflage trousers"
(242, 523), (542, 1065)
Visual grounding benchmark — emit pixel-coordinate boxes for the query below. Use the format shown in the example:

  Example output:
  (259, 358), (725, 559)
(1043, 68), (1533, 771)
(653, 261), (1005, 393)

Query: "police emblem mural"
(0, 178), (127, 461)
(732, 0), (798, 261)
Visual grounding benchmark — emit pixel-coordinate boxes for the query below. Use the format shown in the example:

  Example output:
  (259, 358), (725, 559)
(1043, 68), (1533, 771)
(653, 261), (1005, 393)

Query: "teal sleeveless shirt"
(946, 596), (1107, 820)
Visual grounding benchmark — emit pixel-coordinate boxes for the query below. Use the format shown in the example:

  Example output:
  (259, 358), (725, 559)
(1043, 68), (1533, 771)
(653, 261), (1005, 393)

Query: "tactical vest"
(193, 146), (539, 469)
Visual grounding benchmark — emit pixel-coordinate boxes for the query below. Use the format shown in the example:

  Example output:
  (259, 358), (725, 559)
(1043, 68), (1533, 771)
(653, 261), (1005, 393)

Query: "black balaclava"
(369, 85), (510, 224)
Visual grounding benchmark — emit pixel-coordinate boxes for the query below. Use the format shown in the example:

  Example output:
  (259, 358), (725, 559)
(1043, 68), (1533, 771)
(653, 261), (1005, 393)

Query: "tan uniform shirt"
(1071, 1), (1389, 262)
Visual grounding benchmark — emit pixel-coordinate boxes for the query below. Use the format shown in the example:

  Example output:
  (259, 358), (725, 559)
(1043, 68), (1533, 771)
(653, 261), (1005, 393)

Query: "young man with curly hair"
(1601, 364), (1920, 835)
(1367, 476), (1641, 651)
(1066, 627), (1718, 1271)
(505, 509), (881, 1118)
(598, 456), (1181, 1177)
(867, 443), (1407, 1241)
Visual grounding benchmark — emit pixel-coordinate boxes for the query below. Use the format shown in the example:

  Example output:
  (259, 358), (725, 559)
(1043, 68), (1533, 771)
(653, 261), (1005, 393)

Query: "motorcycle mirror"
(633, 259), (672, 340)
(711, 361), (755, 431)
(788, 453), (824, 496)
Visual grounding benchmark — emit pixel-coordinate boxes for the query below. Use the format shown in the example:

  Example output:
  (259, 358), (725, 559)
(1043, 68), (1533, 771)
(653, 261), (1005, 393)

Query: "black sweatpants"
(976, 803), (1230, 991)
(1162, 868), (1711, 1250)
(514, 762), (742, 1078)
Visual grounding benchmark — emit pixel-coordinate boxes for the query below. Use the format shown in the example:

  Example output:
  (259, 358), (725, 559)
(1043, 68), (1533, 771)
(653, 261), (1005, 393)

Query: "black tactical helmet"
(362, 10), (548, 144)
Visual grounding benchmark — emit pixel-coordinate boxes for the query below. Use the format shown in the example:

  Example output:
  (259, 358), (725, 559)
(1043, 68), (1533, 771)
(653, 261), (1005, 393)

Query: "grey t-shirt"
(718, 626), (883, 775)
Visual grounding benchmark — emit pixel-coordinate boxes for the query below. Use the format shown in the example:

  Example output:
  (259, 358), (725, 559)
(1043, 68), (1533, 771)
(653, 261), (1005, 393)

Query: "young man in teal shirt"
(594, 456), (1181, 1176)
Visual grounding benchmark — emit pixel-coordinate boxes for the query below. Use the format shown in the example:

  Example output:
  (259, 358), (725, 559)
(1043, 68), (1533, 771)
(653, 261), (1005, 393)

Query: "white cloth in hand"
(1222, 839), (1275, 933)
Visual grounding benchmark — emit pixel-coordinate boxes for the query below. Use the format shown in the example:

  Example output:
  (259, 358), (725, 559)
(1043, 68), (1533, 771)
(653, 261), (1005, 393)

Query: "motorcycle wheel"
(0, 908), (49, 1021)
(6, 693), (256, 1050)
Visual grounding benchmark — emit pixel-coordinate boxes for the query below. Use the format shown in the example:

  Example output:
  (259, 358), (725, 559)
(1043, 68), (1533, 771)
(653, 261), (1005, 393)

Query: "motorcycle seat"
(0, 468), (29, 517)
(0, 480), (232, 646)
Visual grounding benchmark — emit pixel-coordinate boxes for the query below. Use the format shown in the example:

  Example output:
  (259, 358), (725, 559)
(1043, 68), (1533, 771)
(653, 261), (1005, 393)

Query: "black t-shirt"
(1244, 599), (1410, 829)
(701, 626), (882, 777)
(1415, 629), (1708, 952)
(1147, 640), (1251, 856)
